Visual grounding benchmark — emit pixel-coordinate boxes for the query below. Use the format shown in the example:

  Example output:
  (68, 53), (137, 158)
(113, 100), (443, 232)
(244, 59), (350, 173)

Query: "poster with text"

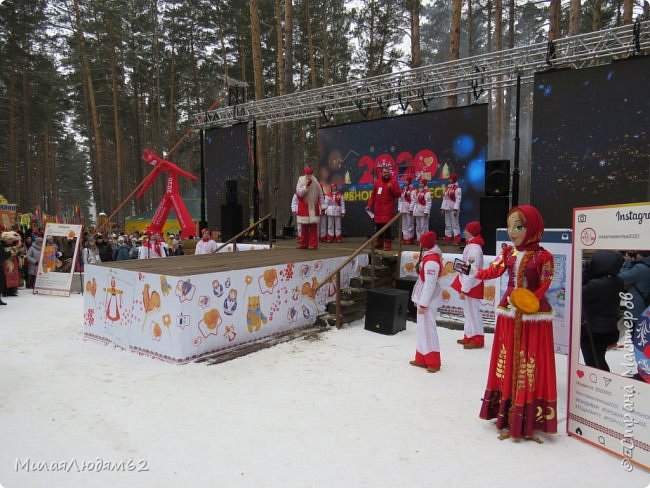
(568, 202), (650, 471)
(34, 223), (82, 296)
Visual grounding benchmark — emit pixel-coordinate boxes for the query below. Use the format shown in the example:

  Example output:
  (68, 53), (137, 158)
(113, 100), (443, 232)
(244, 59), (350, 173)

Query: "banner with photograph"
(0, 203), (17, 229)
(34, 223), (83, 297)
(497, 228), (572, 355)
(568, 202), (650, 471)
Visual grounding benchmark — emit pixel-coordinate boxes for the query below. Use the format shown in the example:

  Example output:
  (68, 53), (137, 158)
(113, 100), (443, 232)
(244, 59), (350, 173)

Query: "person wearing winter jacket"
(83, 237), (102, 265)
(25, 237), (43, 289)
(113, 236), (131, 261)
(581, 250), (625, 371)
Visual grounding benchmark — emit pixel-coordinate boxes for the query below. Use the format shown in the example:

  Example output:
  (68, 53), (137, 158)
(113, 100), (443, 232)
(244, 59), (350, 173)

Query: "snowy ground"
(0, 291), (648, 488)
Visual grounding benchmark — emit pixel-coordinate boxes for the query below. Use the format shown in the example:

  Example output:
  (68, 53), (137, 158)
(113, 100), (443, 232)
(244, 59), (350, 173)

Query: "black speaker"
(221, 203), (243, 241)
(225, 180), (238, 204)
(395, 277), (417, 321)
(480, 196), (509, 256)
(364, 287), (409, 335)
(485, 159), (510, 196)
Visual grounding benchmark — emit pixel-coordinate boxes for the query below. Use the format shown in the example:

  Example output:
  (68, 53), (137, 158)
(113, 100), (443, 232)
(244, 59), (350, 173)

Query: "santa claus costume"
(474, 205), (557, 442)
(398, 177), (416, 244)
(451, 221), (485, 348)
(367, 166), (401, 250)
(440, 173), (462, 245)
(412, 178), (432, 241)
(295, 167), (323, 249)
(410, 231), (443, 373)
(325, 184), (345, 243)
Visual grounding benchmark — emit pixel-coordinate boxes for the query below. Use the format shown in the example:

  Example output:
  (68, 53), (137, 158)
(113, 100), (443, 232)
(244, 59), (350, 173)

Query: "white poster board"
(34, 223), (82, 297)
(497, 228), (572, 354)
(567, 202), (650, 471)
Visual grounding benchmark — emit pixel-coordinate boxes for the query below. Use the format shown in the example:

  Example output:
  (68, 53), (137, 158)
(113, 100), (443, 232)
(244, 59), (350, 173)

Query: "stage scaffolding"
(193, 20), (650, 129)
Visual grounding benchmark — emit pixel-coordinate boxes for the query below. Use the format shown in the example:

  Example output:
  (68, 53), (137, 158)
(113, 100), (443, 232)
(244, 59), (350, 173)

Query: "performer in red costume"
(413, 178), (432, 241)
(410, 231), (443, 373)
(137, 149), (198, 239)
(367, 166), (401, 250)
(440, 173), (462, 245)
(452, 221), (485, 349)
(473, 205), (556, 442)
(295, 167), (323, 249)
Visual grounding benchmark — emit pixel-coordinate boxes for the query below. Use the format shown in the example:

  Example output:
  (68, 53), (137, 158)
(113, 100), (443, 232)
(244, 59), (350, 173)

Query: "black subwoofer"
(364, 287), (409, 335)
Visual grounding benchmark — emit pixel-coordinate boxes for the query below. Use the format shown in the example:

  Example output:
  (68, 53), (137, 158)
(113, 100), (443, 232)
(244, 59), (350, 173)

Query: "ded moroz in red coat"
(368, 177), (401, 224)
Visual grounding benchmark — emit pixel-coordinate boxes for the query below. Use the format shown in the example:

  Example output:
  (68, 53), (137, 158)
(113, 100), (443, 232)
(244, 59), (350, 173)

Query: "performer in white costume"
(412, 178), (432, 241)
(398, 176), (416, 244)
(451, 221), (485, 348)
(440, 173), (462, 245)
(410, 231), (443, 373)
(325, 184), (345, 243)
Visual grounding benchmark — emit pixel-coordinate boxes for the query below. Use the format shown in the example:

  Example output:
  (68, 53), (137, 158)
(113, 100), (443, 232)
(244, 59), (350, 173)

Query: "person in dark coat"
(95, 234), (114, 262)
(581, 250), (625, 371)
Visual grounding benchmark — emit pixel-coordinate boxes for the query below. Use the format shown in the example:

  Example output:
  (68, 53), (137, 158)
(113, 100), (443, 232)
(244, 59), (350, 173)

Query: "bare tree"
(569, 0), (581, 36)
(447, 0), (462, 107)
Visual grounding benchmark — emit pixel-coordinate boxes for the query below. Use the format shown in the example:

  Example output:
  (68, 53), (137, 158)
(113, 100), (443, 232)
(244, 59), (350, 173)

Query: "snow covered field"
(0, 291), (648, 488)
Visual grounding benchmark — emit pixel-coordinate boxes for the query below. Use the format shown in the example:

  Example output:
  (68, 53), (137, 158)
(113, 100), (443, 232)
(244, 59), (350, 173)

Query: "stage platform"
(82, 245), (369, 363)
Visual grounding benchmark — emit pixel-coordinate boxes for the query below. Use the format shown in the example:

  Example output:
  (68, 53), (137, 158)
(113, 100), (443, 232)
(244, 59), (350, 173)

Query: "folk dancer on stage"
(295, 167), (324, 249)
(367, 166), (401, 250)
(398, 176), (416, 245)
(413, 178), (432, 241)
(440, 173), (462, 245)
(410, 231), (443, 373)
(451, 221), (485, 349)
(471, 205), (556, 442)
(319, 183), (328, 243)
(325, 184), (345, 243)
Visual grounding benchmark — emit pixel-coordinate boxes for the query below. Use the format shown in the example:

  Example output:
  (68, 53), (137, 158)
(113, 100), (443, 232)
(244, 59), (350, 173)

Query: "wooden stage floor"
(97, 237), (457, 276)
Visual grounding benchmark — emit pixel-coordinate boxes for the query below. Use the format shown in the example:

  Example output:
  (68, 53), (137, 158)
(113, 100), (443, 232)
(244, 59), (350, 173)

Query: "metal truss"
(193, 20), (650, 129)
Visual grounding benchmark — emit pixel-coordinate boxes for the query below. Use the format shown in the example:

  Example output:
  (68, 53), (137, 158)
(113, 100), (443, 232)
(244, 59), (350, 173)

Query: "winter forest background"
(0, 0), (647, 227)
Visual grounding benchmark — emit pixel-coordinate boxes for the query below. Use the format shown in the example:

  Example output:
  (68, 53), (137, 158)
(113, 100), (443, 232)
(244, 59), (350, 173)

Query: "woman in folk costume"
(410, 231), (444, 373)
(412, 178), (432, 241)
(440, 173), (462, 245)
(398, 176), (416, 245)
(473, 205), (556, 442)
(325, 184), (345, 243)
(295, 167), (323, 249)
(452, 221), (485, 349)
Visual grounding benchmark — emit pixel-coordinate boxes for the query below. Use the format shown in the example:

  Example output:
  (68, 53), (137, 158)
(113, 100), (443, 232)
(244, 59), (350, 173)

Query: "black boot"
(0, 298), (6, 305)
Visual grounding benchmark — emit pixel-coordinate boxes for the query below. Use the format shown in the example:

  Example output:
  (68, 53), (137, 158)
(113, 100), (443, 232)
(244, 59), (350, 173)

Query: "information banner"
(34, 223), (83, 296)
(567, 202), (650, 471)
(497, 228), (572, 354)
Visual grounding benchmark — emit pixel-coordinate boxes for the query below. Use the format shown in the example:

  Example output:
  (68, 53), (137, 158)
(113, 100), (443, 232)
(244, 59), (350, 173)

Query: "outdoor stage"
(82, 244), (368, 363)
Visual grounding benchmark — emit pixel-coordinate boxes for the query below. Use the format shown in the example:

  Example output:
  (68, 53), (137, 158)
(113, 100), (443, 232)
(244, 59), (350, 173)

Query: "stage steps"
(316, 251), (399, 327)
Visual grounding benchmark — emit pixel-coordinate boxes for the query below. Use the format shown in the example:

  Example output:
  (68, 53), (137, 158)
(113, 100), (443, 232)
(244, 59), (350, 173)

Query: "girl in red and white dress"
(440, 173), (462, 244)
(412, 178), (432, 241)
(398, 177), (416, 244)
(410, 231), (443, 373)
(325, 184), (345, 243)
(451, 221), (485, 349)
(473, 205), (556, 442)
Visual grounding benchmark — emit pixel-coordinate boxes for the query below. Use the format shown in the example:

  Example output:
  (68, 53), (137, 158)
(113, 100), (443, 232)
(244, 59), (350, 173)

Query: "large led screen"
(318, 105), (488, 237)
(530, 56), (650, 228)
